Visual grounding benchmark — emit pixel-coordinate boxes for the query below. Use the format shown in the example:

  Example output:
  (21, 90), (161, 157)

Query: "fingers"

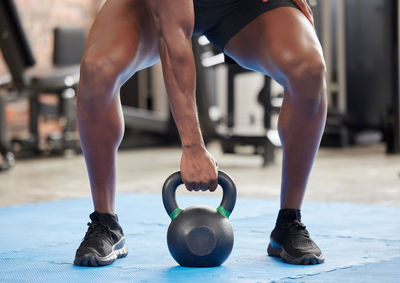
(293, 0), (314, 26)
(183, 169), (218, 192)
(183, 179), (218, 192)
(208, 178), (218, 192)
(184, 182), (195, 191)
(306, 5), (314, 26)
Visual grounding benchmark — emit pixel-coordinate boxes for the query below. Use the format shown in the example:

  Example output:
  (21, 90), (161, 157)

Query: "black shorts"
(193, 0), (298, 51)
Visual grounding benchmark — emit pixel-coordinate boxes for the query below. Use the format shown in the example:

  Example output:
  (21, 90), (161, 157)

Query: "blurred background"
(0, 0), (399, 207)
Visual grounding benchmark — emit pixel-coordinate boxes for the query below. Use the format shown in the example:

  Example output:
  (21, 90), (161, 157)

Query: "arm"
(150, 0), (218, 191)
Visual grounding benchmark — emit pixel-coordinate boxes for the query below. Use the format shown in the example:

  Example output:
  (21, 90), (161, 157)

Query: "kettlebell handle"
(162, 170), (237, 220)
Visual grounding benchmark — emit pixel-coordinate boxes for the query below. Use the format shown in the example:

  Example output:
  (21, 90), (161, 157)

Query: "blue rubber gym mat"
(0, 194), (399, 282)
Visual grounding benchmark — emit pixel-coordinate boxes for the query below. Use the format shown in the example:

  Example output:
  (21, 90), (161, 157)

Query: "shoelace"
(83, 221), (113, 242)
(282, 220), (310, 238)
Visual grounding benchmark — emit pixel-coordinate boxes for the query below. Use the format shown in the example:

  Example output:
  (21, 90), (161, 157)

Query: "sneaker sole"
(267, 238), (325, 265)
(74, 237), (128, 267)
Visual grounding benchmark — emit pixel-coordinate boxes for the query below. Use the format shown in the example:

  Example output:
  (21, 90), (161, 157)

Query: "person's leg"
(75, 0), (160, 266)
(224, 6), (326, 264)
(224, 7), (326, 211)
(78, 0), (159, 215)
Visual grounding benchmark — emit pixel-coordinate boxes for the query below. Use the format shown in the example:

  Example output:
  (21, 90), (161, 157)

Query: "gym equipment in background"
(0, 0), (84, 170)
(394, 0), (400, 154)
(162, 171), (236, 267)
(312, 0), (400, 152)
(120, 62), (177, 148)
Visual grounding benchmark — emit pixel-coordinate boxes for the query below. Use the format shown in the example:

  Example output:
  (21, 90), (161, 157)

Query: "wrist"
(180, 130), (205, 151)
(182, 143), (206, 152)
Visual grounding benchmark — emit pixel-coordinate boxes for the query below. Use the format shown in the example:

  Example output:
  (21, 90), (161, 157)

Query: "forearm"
(159, 34), (204, 148)
(150, 0), (204, 149)
(149, 0), (217, 191)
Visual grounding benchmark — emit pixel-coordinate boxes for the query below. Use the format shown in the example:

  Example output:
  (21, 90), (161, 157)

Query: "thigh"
(83, 0), (160, 82)
(223, 6), (324, 86)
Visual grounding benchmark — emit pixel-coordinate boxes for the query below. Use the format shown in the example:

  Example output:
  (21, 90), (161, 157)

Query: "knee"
(78, 53), (122, 104)
(285, 55), (327, 113)
(286, 56), (326, 96)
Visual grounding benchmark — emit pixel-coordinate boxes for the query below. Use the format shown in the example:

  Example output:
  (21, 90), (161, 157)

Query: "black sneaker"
(74, 211), (128, 266)
(267, 209), (324, 265)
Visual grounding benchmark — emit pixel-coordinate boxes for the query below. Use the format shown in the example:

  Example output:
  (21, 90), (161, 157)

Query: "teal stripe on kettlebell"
(169, 208), (183, 220)
(217, 205), (231, 218)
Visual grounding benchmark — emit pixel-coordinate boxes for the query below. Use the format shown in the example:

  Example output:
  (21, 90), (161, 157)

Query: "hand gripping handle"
(162, 170), (237, 220)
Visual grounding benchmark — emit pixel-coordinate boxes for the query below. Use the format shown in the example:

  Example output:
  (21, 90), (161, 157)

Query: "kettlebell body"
(162, 171), (237, 267)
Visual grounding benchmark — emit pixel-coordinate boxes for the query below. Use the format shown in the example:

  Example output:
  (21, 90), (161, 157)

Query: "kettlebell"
(162, 170), (237, 267)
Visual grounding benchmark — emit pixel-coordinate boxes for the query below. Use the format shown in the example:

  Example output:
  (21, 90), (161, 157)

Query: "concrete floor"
(0, 143), (399, 207)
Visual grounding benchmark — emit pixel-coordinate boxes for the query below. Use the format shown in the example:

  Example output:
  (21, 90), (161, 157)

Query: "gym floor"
(1, 142), (399, 207)
(1, 143), (400, 282)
